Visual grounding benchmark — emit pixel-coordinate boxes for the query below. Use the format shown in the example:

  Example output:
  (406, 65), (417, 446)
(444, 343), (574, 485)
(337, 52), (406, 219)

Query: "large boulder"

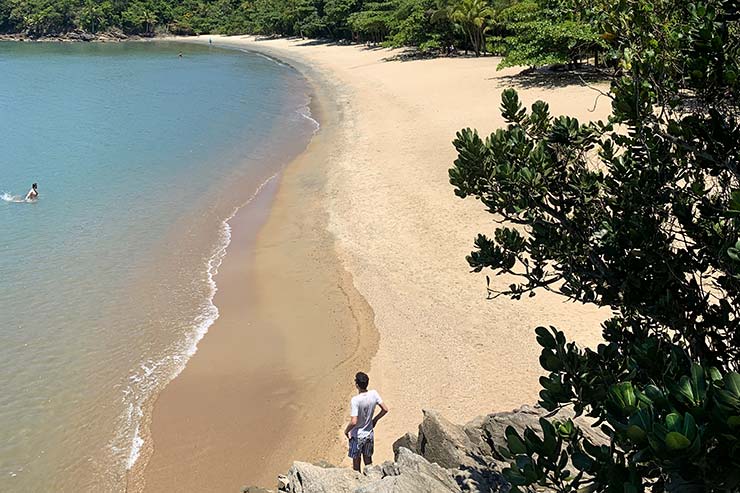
(392, 432), (418, 457)
(417, 410), (477, 469)
(279, 463), (365, 492)
(413, 406), (607, 492)
(476, 405), (549, 462)
(356, 448), (461, 493)
(415, 410), (507, 493)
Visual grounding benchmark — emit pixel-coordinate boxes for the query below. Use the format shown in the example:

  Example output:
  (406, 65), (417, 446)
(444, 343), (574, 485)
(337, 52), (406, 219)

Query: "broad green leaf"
(665, 413), (682, 431)
(724, 372), (740, 395)
(535, 326), (556, 349)
(540, 417), (558, 456)
(502, 467), (528, 486)
(571, 452), (593, 471)
(626, 424), (647, 443)
(665, 431), (691, 450)
(505, 426), (527, 455)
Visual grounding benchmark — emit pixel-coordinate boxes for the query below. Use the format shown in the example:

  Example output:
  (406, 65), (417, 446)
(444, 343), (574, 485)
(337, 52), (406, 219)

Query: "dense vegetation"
(0, 0), (605, 67)
(451, 0), (740, 490)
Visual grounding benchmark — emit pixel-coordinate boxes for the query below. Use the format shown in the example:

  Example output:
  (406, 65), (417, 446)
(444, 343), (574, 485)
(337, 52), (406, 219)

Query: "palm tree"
(84, 1), (102, 34)
(435, 0), (495, 56)
(140, 10), (157, 35)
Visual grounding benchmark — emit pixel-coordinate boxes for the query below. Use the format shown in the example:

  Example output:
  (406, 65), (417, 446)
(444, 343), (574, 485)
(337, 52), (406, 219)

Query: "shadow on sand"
(494, 65), (613, 89)
(243, 35), (614, 92)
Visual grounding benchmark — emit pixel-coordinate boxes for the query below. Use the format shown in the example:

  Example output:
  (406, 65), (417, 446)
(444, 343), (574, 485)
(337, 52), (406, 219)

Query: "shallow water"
(0, 40), (315, 492)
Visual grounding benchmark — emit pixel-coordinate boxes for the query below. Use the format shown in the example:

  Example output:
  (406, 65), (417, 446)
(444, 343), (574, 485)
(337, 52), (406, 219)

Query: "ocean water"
(0, 41), (316, 492)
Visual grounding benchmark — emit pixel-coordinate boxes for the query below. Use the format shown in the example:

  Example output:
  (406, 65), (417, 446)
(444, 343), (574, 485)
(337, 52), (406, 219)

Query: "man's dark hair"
(354, 372), (369, 390)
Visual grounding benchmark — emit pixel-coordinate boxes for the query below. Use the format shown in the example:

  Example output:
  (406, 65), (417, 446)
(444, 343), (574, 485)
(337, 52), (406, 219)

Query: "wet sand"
(141, 35), (613, 491)
(137, 61), (377, 492)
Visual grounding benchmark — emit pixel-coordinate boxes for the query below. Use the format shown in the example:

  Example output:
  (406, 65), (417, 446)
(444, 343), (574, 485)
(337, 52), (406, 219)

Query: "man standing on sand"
(344, 372), (388, 472)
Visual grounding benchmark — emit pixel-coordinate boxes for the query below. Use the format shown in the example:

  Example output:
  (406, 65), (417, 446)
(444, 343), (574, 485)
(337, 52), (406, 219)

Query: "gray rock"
(392, 432), (418, 457)
(362, 464), (385, 482)
(355, 448), (461, 493)
(417, 410), (477, 469)
(277, 475), (290, 490)
(274, 448), (460, 492)
(477, 405), (546, 461)
(280, 462), (365, 492)
(257, 405), (608, 493)
(107, 27), (127, 39)
(453, 467), (509, 493)
(396, 447), (460, 490)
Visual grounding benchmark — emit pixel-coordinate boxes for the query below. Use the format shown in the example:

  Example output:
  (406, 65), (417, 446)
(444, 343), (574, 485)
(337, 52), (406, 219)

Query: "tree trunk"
(467, 27), (479, 57)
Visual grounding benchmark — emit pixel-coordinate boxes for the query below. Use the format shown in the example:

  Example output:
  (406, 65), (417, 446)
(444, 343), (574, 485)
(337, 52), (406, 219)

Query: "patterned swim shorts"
(348, 435), (375, 459)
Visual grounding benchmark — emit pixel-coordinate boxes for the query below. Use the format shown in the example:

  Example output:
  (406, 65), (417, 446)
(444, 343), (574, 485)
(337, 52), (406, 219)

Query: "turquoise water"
(0, 41), (315, 492)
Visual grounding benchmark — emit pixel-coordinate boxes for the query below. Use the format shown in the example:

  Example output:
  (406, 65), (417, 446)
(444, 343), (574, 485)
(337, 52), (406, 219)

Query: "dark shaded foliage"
(450, 0), (740, 490)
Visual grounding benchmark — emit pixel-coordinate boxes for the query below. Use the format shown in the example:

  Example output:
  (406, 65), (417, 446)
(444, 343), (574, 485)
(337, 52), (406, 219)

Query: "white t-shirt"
(350, 390), (383, 439)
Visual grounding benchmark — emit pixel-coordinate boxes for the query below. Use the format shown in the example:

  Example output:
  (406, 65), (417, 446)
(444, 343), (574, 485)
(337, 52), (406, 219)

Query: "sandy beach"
(139, 35), (613, 491)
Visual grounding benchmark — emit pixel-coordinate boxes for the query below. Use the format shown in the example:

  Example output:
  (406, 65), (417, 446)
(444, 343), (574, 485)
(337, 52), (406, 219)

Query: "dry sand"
(140, 35), (613, 491)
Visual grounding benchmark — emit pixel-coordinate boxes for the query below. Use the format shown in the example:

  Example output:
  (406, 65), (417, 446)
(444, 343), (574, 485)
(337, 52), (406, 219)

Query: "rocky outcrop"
(270, 448), (460, 493)
(246, 405), (608, 493)
(0, 29), (133, 43)
(417, 410), (478, 469)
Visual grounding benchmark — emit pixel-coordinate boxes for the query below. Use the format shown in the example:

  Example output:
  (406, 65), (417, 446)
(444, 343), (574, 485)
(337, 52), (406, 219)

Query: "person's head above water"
(355, 372), (369, 391)
(32, 183), (37, 189)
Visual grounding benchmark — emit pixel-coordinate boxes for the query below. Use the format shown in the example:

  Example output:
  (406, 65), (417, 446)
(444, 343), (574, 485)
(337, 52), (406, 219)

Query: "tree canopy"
(0, 0), (613, 66)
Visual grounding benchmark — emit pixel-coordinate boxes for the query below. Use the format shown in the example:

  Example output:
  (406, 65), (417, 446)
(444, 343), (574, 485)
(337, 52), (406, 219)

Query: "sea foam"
(117, 172), (281, 471)
(1, 192), (30, 203)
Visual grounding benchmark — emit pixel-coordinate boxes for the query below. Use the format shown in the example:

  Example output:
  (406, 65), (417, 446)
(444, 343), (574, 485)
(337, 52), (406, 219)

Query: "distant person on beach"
(343, 372), (388, 472)
(25, 183), (38, 201)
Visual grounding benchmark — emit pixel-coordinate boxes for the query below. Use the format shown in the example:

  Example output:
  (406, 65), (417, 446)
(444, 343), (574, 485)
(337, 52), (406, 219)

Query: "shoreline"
(138, 34), (614, 491)
(125, 170), (284, 487)
(135, 38), (380, 492)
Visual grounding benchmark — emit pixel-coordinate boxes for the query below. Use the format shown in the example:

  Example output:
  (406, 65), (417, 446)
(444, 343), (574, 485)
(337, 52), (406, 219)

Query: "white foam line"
(298, 102), (321, 133)
(122, 172), (280, 471)
(117, 45), (321, 472)
(227, 47), (321, 133)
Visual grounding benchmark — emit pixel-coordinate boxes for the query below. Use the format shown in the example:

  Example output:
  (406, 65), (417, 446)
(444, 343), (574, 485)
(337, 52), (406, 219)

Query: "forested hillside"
(0, 0), (606, 67)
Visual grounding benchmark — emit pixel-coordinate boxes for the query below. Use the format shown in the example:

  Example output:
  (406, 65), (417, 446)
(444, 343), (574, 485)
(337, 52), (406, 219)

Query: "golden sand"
(140, 36), (612, 491)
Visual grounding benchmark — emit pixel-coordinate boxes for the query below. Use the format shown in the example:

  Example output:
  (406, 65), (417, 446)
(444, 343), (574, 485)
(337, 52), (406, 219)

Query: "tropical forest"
(1, 0), (605, 67)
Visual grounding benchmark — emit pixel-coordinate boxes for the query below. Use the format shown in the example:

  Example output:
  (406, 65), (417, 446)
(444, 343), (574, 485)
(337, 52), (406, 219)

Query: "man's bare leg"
(353, 456), (362, 472)
(363, 454), (372, 467)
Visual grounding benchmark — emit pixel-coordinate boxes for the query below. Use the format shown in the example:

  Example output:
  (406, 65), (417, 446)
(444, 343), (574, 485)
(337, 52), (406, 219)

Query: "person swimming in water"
(25, 183), (38, 201)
